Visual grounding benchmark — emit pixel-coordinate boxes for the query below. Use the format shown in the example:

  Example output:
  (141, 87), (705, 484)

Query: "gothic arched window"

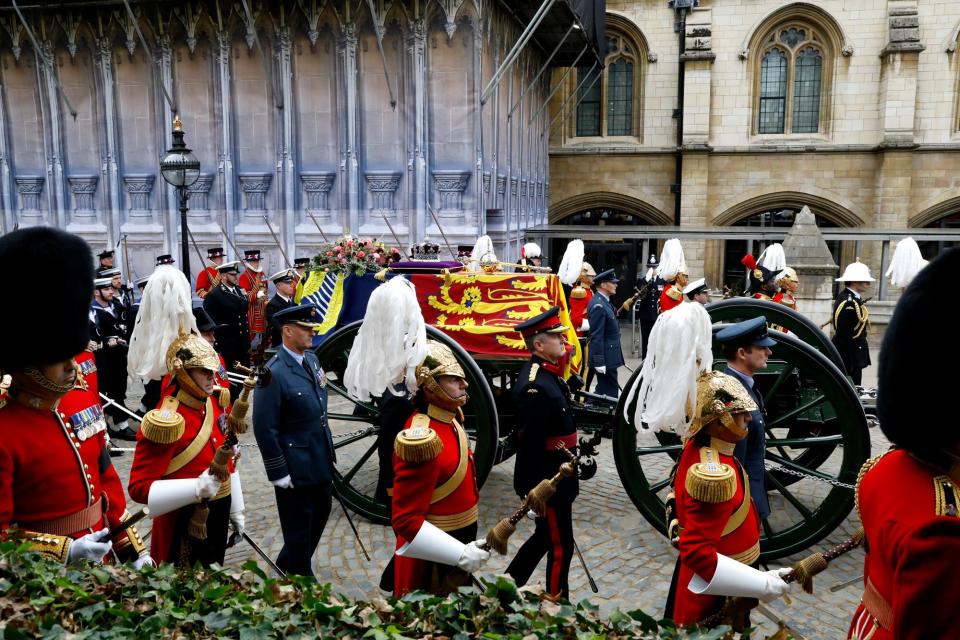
(574, 28), (643, 139)
(755, 25), (829, 135)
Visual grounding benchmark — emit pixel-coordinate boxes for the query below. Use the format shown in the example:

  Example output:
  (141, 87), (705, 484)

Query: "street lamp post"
(159, 115), (201, 277)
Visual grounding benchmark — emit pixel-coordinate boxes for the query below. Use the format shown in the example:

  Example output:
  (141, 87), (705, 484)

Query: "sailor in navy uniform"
(265, 269), (298, 349)
(203, 261), (250, 373)
(90, 276), (135, 440)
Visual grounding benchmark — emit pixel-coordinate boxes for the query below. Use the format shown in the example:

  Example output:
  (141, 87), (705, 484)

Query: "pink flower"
(346, 240), (353, 248)
(335, 246), (343, 253)
(339, 257), (346, 265)
(325, 251), (333, 257)
(357, 251), (365, 259)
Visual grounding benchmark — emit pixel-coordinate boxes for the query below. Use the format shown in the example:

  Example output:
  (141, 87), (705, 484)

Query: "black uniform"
(265, 294), (295, 348)
(89, 301), (129, 424)
(831, 288), (870, 385)
(506, 356), (579, 598)
(203, 282), (250, 372)
(111, 286), (135, 342)
(637, 275), (663, 358)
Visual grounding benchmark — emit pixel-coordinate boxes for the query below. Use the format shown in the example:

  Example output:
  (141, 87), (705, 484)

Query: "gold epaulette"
(665, 284), (683, 301)
(933, 475), (960, 518)
(394, 414), (443, 463)
(570, 285), (587, 299)
(214, 385), (231, 409)
(140, 396), (186, 444)
(528, 363), (540, 383)
(854, 452), (889, 519)
(686, 447), (737, 503)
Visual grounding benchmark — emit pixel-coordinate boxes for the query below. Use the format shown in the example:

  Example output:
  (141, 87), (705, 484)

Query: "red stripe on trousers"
(546, 506), (563, 597)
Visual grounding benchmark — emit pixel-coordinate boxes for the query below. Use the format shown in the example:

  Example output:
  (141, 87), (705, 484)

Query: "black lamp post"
(159, 115), (201, 276)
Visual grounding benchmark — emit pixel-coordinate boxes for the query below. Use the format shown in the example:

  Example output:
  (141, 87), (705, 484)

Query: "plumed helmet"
(836, 259), (874, 282)
(522, 242), (542, 259)
(688, 371), (758, 440)
(165, 333), (220, 399)
(416, 340), (465, 386)
(581, 261), (597, 277)
(0, 227), (92, 371)
(885, 237), (928, 289)
(776, 267), (799, 285)
(656, 239), (687, 281)
(878, 248), (960, 456)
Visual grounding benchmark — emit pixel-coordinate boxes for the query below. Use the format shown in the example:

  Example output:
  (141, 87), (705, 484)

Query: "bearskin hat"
(877, 247), (960, 456)
(0, 227), (93, 370)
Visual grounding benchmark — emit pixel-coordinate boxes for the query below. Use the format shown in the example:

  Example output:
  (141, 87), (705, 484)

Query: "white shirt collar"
(282, 344), (304, 365)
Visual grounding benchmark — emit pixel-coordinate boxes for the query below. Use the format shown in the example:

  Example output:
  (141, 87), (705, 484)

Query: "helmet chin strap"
(424, 378), (468, 410)
(20, 365), (76, 396)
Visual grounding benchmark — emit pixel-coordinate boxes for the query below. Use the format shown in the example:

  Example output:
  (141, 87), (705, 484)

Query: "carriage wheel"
(614, 330), (869, 561)
(706, 298), (844, 370)
(314, 321), (500, 524)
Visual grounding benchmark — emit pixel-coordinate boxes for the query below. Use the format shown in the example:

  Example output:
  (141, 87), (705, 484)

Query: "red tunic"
(569, 288), (593, 336)
(391, 407), (480, 595)
(127, 392), (232, 562)
(659, 283), (684, 314)
(0, 363), (134, 561)
(672, 438), (761, 626)
(196, 266), (220, 299)
(238, 268), (267, 335)
(848, 450), (960, 640)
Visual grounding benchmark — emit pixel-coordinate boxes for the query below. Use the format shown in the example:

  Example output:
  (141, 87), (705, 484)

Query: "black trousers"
(274, 483), (332, 577)
(96, 345), (129, 423)
(505, 501), (575, 599)
(640, 318), (656, 358)
(173, 495), (230, 568)
(594, 369), (619, 399)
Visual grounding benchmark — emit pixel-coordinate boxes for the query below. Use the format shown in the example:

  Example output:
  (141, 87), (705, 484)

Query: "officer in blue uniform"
(586, 269), (625, 398)
(506, 306), (579, 598)
(715, 317), (775, 520)
(253, 303), (336, 577)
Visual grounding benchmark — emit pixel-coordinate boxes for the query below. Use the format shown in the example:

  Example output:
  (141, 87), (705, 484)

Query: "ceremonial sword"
(228, 530), (286, 578)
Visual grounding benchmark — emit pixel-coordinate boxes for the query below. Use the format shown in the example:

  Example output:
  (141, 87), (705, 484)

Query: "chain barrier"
(764, 463), (855, 490)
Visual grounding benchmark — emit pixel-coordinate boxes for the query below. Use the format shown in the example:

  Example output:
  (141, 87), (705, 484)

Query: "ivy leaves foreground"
(0, 542), (732, 639)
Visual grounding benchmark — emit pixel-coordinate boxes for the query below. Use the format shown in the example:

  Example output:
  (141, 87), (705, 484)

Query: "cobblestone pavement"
(111, 344), (883, 639)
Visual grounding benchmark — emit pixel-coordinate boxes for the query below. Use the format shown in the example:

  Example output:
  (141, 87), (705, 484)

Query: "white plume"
(127, 265), (197, 380)
(344, 276), (427, 401)
(522, 242), (541, 258)
(758, 243), (786, 271)
(468, 235), (494, 272)
(557, 239), (585, 285)
(656, 239), (687, 281)
(886, 237), (928, 288)
(626, 302), (713, 439)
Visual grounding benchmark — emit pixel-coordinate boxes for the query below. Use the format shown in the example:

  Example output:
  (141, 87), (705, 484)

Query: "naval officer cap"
(593, 268), (619, 285)
(269, 269), (296, 284)
(715, 316), (776, 348)
(683, 277), (708, 298)
(514, 305), (567, 338)
(274, 303), (320, 328)
(217, 260), (240, 274)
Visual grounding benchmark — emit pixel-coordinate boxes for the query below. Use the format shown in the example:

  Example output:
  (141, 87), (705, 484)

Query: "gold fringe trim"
(141, 396), (186, 444)
(425, 505), (479, 531)
(686, 463), (737, 503)
(790, 552), (828, 594)
(523, 479), (556, 515)
(188, 503), (209, 540)
(665, 285), (683, 301)
(394, 425), (443, 463)
(209, 447), (232, 483)
(570, 286), (586, 300)
(216, 386), (232, 411)
(485, 518), (516, 555)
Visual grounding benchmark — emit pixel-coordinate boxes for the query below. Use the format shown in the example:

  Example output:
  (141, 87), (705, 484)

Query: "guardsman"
(127, 330), (242, 567)
(505, 306), (579, 599)
(203, 261), (250, 372)
(657, 239), (688, 314)
(568, 262), (595, 336)
(518, 242), (545, 271)
(831, 259), (873, 385)
(667, 370), (791, 628)
(91, 276), (135, 441)
(716, 317), (775, 521)
(774, 267), (799, 310)
(155, 254), (175, 267)
(195, 247), (225, 299)
(292, 257), (311, 290)
(0, 227), (150, 568)
(741, 243), (787, 300)
(265, 269), (297, 348)
(252, 304), (335, 577)
(238, 249), (268, 349)
(848, 248), (960, 640)
(683, 278), (710, 305)
(587, 269), (625, 398)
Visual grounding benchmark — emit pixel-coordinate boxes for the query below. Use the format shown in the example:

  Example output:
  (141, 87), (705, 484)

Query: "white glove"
(229, 472), (246, 536)
(66, 528), (112, 564)
(256, 289), (266, 299)
(579, 319), (590, 331)
(271, 474), (294, 489)
(133, 554), (156, 570)
(230, 511), (246, 537)
(758, 568), (793, 602)
(595, 366), (607, 374)
(196, 470), (221, 500)
(457, 539), (491, 574)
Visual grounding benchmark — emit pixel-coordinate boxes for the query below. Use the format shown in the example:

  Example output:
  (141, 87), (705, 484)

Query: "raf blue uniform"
(253, 305), (336, 577)
(716, 317), (775, 520)
(587, 270), (624, 398)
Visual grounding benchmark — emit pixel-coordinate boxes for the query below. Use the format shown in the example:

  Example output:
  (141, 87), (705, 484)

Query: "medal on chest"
(77, 358), (97, 376)
(68, 404), (107, 442)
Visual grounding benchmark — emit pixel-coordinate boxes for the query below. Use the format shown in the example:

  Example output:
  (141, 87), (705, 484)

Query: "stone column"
(67, 175), (99, 224)
(275, 25), (296, 259)
(37, 41), (66, 228)
(301, 171), (336, 222)
(93, 36), (122, 252)
(215, 29), (238, 258)
(432, 170), (470, 217)
(407, 17), (428, 244)
(15, 176), (45, 225)
(0, 66), (14, 231)
(783, 206), (839, 329)
(337, 23), (361, 235)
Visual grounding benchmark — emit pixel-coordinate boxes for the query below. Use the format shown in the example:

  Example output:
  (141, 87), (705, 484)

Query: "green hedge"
(0, 542), (731, 639)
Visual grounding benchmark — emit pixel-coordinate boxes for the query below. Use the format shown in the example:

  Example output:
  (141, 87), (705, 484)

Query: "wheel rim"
(706, 298), (844, 370)
(614, 330), (869, 560)
(314, 321), (500, 524)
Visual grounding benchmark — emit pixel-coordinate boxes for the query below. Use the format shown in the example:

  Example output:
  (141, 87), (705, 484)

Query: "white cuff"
(689, 554), (768, 599)
(147, 478), (199, 517)
(396, 521), (465, 567)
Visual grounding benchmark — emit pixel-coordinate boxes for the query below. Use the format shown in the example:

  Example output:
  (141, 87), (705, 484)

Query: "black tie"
(303, 358), (315, 383)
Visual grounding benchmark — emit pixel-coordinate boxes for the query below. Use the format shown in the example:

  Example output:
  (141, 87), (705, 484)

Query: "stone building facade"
(0, 0), (600, 281)
(548, 0), (960, 295)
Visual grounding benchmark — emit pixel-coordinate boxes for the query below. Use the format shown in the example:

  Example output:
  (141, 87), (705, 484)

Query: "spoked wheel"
(314, 321), (500, 524)
(706, 298), (844, 370)
(614, 330), (869, 561)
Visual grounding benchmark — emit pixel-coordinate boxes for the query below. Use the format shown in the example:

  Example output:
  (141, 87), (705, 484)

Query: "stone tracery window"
(574, 29), (642, 138)
(755, 24), (828, 135)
